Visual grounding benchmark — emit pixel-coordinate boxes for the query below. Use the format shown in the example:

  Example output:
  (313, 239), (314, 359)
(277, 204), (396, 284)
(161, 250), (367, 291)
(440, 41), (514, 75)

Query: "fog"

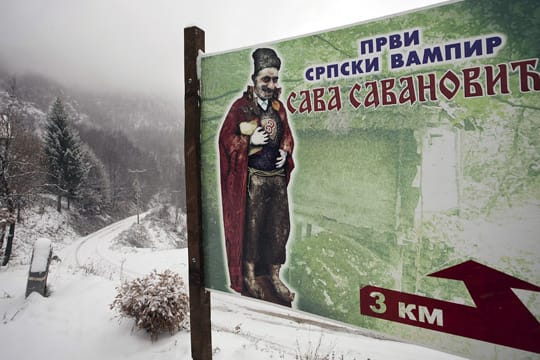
(0, 0), (446, 100)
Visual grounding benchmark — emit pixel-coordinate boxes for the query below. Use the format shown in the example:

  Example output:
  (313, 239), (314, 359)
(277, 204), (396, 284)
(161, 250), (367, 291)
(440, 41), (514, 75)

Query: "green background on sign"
(199, 1), (540, 358)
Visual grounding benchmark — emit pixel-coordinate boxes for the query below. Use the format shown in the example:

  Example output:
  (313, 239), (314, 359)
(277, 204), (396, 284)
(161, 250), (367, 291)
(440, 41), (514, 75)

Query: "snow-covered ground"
(0, 209), (466, 360)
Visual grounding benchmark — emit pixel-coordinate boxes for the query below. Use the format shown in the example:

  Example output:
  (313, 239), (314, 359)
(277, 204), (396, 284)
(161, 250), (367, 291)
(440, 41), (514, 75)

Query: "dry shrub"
(111, 269), (189, 341)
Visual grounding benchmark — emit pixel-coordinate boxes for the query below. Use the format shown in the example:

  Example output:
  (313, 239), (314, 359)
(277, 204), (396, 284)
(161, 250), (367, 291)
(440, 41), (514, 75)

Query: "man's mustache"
(261, 86), (276, 93)
(260, 87), (281, 99)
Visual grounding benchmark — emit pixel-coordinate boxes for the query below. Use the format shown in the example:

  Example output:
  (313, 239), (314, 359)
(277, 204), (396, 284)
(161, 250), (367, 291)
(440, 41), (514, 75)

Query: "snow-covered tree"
(77, 144), (111, 215)
(43, 97), (88, 212)
(0, 76), (46, 265)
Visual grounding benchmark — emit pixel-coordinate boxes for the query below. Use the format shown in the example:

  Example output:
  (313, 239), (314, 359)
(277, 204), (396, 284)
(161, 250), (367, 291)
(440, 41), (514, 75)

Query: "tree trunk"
(1, 223), (15, 266)
(0, 223), (5, 254)
(17, 202), (21, 223)
(57, 194), (62, 212)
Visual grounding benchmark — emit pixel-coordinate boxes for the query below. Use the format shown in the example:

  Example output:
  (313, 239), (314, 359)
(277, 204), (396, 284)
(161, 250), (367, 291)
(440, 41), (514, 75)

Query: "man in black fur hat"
(218, 48), (295, 304)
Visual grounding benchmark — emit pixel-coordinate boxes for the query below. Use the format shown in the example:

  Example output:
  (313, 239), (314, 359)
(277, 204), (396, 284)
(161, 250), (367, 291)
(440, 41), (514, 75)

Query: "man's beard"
(257, 86), (277, 100)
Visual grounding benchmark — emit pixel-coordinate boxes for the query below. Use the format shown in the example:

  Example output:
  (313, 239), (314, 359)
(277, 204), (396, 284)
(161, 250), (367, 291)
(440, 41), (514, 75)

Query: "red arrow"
(360, 260), (540, 353)
(429, 260), (540, 301)
(430, 260), (540, 352)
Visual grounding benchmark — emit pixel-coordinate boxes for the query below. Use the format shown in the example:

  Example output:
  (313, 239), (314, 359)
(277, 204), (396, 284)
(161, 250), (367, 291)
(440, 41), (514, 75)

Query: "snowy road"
(60, 213), (188, 282)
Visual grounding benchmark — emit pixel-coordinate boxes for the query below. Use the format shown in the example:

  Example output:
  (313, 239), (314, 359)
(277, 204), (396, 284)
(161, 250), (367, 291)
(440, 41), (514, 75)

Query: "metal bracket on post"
(184, 26), (212, 360)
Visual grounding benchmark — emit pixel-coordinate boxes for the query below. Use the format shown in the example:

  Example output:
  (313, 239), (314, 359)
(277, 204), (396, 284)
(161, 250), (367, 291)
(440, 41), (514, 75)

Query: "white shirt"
(257, 97), (269, 111)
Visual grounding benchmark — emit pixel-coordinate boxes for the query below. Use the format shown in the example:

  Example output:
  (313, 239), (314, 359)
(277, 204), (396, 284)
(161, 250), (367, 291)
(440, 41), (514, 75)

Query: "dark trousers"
(244, 172), (290, 266)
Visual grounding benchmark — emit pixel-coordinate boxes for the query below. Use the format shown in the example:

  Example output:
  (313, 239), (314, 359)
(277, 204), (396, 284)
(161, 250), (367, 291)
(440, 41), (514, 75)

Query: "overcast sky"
(0, 0), (447, 100)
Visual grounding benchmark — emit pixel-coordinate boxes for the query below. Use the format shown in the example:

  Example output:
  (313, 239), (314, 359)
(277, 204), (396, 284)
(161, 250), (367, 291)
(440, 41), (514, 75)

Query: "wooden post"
(184, 26), (212, 360)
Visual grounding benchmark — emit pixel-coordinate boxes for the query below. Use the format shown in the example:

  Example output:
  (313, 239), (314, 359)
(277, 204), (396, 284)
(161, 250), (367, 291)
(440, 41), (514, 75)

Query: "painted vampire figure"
(218, 48), (295, 303)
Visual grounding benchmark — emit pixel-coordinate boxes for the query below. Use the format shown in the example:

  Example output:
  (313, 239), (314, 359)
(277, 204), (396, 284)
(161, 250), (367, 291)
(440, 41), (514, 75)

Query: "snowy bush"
(114, 223), (151, 248)
(110, 269), (189, 341)
(112, 207), (186, 249)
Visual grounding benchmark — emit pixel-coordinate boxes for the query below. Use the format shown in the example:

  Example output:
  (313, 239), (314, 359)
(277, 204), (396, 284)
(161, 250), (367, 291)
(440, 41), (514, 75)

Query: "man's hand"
(276, 149), (287, 168)
(250, 127), (269, 145)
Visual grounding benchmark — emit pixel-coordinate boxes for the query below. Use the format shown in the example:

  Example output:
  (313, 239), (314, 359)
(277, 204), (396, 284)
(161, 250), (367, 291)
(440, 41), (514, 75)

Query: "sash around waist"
(248, 167), (285, 177)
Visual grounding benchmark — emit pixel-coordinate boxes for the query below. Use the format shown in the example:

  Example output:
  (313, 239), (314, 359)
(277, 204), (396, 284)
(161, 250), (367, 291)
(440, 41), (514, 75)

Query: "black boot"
(270, 264), (295, 302)
(243, 261), (264, 299)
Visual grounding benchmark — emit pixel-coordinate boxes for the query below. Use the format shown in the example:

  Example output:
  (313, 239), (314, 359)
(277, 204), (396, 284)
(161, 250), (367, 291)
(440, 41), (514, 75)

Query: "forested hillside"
(0, 69), (185, 228)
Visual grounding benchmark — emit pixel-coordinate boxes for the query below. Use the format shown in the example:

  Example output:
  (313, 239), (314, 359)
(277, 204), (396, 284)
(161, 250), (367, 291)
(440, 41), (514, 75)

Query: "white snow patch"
(29, 238), (51, 273)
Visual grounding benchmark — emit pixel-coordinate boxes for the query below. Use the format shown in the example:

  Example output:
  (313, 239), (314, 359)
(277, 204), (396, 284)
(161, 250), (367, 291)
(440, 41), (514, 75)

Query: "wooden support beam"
(184, 26), (212, 360)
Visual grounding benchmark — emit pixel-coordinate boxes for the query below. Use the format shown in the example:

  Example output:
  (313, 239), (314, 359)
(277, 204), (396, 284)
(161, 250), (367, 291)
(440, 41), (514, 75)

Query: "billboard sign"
(199, 0), (540, 358)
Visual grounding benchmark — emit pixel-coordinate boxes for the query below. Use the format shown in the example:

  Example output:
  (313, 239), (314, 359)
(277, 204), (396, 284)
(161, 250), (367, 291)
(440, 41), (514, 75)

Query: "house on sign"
(416, 125), (461, 221)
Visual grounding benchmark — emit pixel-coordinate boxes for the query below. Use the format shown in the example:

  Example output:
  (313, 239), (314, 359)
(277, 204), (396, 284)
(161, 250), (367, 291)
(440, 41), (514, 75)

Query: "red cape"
(218, 88), (294, 292)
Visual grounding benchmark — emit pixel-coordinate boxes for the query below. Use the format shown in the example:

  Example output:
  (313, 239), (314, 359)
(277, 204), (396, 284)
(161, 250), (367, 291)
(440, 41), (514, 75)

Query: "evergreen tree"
(78, 144), (111, 215)
(43, 97), (87, 212)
